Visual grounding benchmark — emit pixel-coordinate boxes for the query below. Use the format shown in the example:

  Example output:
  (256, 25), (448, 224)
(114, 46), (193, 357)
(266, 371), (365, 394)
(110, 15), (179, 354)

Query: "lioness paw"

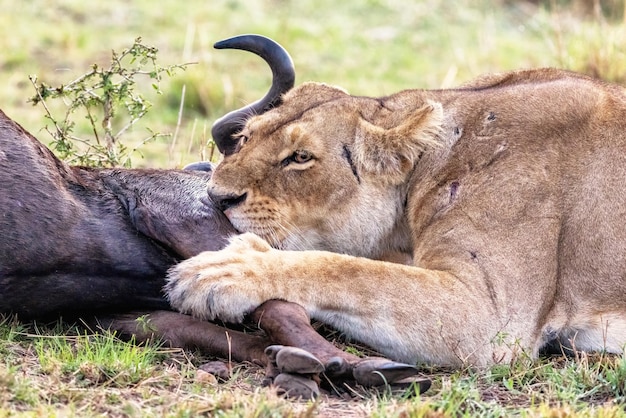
(223, 232), (274, 254)
(165, 233), (274, 323)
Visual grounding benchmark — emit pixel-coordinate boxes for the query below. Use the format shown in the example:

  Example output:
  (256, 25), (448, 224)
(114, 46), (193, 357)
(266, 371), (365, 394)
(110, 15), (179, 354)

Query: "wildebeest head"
(0, 35), (289, 318)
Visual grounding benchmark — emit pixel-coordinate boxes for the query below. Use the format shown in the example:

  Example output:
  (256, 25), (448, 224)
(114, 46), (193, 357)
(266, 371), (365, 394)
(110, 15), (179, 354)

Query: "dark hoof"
(390, 376), (432, 394)
(324, 356), (350, 376)
(353, 359), (421, 387)
(275, 346), (325, 374)
(274, 373), (320, 399)
(264, 345), (285, 362)
(198, 361), (231, 381)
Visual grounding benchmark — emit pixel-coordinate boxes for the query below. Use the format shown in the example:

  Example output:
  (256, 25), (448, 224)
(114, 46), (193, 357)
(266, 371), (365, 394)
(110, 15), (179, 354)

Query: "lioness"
(166, 35), (626, 367)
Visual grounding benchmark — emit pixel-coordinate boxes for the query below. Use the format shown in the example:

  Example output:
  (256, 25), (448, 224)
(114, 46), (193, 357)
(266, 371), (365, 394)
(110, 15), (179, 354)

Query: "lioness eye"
(280, 150), (314, 167)
(293, 150), (312, 164)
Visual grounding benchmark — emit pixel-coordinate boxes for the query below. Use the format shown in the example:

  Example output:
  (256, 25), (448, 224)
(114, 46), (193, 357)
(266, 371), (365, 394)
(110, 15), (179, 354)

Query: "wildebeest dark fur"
(0, 108), (235, 319)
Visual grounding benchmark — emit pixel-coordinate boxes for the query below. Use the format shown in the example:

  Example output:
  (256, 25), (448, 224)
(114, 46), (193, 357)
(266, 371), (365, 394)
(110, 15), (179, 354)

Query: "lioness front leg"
(166, 233), (515, 366)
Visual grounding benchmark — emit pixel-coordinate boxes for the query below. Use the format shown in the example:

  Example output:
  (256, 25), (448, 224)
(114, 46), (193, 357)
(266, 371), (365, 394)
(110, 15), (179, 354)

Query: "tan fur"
(166, 68), (626, 367)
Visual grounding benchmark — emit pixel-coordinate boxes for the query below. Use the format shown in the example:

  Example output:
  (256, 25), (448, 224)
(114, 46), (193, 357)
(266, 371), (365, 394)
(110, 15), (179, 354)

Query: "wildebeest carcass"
(0, 34), (425, 398)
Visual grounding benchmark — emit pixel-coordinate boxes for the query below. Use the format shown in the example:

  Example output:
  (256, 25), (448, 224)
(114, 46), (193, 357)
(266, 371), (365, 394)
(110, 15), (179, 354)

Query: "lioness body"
(167, 68), (626, 366)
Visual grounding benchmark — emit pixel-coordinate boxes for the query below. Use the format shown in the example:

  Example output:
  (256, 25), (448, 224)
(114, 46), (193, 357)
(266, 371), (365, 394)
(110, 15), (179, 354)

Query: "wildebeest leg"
(99, 310), (269, 365)
(101, 305), (427, 392)
(251, 300), (428, 389)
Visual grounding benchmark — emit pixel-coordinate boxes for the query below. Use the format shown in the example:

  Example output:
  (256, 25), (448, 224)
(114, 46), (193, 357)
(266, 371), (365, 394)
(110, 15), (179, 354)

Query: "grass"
(2, 0), (626, 416)
(0, 318), (312, 417)
(2, 317), (626, 417)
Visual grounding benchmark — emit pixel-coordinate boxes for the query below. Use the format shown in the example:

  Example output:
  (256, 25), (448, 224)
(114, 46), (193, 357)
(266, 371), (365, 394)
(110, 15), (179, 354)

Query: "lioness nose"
(209, 191), (248, 212)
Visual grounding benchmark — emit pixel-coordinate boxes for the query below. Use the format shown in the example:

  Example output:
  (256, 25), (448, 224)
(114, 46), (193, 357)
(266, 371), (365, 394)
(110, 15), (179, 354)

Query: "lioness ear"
(354, 101), (443, 182)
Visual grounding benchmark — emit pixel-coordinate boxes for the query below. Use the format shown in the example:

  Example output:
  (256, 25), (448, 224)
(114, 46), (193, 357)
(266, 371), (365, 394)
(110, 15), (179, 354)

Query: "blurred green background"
(1, 0), (624, 167)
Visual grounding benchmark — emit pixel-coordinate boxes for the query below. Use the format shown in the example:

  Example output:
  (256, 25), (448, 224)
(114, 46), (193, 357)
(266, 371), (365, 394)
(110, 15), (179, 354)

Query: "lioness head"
(207, 36), (442, 257)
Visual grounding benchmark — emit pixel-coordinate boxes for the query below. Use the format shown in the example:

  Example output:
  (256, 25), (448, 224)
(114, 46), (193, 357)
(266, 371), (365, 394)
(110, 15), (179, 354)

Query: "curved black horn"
(211, 34), (295, 155)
